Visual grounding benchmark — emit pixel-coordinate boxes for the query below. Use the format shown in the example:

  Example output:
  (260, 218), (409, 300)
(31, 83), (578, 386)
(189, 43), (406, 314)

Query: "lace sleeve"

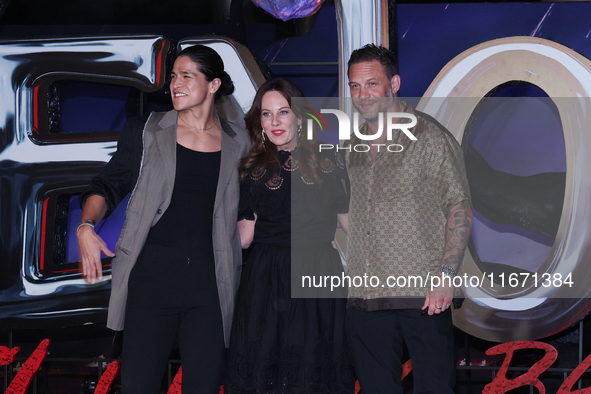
(238, 179), (256, 221)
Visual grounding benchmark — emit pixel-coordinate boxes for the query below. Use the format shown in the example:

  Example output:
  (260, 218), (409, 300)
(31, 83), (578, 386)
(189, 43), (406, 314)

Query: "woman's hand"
(77, 195), (113, 283)
(78, 224), (114, 283)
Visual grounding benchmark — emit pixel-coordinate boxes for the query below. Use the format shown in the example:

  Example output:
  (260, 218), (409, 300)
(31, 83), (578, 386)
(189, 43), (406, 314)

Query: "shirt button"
(157, 209), (162, 214)
(366, 231), (370, 235)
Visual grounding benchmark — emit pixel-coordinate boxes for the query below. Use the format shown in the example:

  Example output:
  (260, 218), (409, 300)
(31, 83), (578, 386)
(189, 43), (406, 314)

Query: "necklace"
(179, 113), (219, 131)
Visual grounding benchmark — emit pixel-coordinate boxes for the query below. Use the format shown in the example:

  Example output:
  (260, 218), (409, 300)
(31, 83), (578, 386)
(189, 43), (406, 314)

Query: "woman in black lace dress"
(225, 78), (355, 394)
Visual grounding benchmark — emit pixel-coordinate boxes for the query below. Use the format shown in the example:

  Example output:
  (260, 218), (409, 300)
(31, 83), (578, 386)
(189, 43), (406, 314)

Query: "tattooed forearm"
(441, 200), (473, 272)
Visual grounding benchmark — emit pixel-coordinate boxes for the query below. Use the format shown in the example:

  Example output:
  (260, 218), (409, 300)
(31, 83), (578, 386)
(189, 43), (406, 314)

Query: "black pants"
(346, 308), (455, 394)
(121, 244), (225, 394)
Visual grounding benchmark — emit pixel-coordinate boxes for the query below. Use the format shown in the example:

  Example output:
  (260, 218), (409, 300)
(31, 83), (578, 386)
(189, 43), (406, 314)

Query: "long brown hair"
(239, 78), (322, 185)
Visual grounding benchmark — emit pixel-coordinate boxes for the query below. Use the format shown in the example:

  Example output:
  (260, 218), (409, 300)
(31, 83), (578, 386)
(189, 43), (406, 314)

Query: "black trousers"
(346, 308), (455, 394)
(121, 244), (225, 394)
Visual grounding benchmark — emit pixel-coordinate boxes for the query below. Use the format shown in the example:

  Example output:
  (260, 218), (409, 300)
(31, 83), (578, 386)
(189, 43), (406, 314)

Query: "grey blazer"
(104, 109), (249, 347)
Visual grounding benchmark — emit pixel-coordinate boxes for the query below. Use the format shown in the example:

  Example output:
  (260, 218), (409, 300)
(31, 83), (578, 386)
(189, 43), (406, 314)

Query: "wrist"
(76, 219), (96, 235)
(440, 264), (457, 279)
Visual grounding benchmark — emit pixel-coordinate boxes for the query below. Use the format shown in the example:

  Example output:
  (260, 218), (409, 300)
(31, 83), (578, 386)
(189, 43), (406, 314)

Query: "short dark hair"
(347, 44), (398, 79)
(176, 44), (235, 102)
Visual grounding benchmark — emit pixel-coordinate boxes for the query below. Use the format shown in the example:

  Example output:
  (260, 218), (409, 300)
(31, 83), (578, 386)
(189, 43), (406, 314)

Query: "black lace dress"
(225, 149), (355, 394)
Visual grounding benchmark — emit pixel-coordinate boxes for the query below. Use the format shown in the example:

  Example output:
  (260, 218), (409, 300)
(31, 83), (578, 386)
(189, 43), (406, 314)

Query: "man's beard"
(352, 95), (395, 122)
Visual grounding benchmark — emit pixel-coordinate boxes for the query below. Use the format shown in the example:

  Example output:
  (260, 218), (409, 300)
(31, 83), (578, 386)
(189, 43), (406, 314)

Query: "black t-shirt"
(145, 144), (220, 254)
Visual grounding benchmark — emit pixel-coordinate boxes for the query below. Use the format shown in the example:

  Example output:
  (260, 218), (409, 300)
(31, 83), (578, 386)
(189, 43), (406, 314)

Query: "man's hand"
(421, 199), (473, 316)
(77, 224), (114, 283)
(422, 277), (454, 316)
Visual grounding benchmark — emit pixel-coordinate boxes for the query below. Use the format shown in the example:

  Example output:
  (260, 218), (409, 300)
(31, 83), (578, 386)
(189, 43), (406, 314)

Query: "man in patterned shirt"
(344, 44), (473, 393)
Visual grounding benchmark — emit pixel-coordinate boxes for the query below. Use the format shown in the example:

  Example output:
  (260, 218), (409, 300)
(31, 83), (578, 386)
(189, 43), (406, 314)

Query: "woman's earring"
(297, 124), (302, 139)
(261, 129), (266, 150)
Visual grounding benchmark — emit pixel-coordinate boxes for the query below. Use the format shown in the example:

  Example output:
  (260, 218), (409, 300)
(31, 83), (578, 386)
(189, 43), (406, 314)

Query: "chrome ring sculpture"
(417, 36), (591, 342)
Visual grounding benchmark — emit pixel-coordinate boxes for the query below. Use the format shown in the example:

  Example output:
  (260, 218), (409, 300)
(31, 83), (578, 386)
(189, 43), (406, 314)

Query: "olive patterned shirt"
(345, 102), (471, 310)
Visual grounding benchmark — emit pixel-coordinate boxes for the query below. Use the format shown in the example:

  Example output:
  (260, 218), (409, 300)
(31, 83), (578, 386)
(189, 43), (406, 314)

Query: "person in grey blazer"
(77, 45), (250, 394)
